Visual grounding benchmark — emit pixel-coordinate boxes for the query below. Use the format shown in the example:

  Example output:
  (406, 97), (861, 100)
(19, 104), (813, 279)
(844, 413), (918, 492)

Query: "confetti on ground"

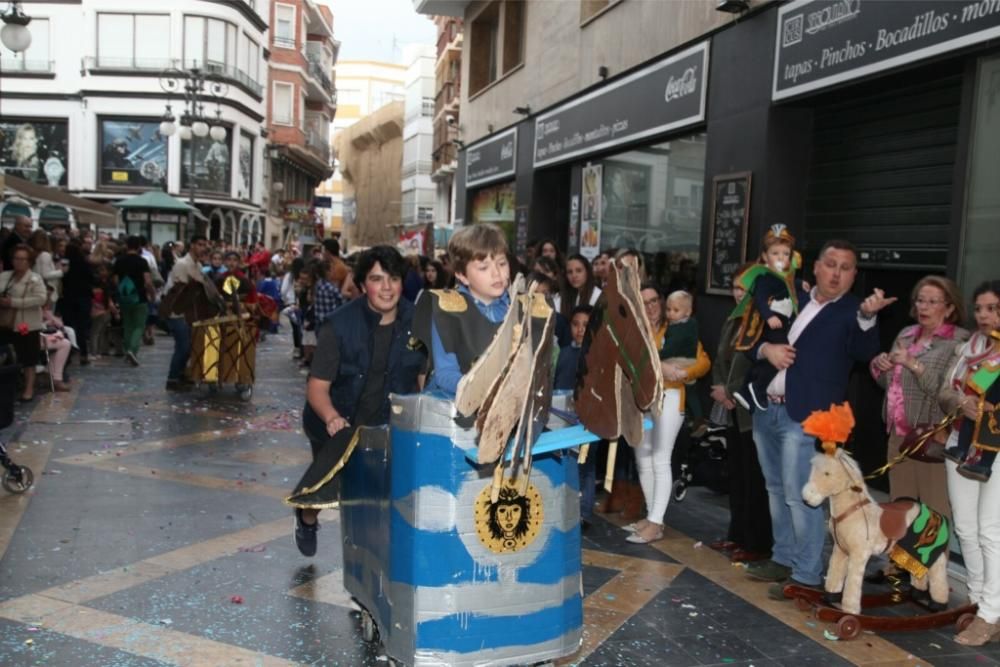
(230, 595), (244, 604)
(693, 541), (703, 548)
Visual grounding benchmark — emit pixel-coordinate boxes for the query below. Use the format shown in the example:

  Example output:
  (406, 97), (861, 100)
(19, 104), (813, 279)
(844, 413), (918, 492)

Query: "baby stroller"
(672, 421), (728, 502)
(0, 345), (34, 494)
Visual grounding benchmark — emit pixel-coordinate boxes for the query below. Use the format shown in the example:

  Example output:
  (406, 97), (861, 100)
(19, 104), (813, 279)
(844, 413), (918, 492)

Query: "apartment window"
(580, 0), (622, 24)
(299, 90), (306, 129)
(274, 82), (294, 125)
(184, 16), (238, 72)
(274, 4), (296, 48)
(338, 88), (362, 106)
(469, 1), (524, 96)
(502, 1), (524, 74)
(1, 18), (50, 72)
(97, 14), (170, 69)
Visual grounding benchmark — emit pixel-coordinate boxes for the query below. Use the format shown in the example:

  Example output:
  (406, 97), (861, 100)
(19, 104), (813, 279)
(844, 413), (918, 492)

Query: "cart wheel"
(672, 479), (687, 502)
(360, 609), (377, 642)
(238, 385), (253, 402)
(956, 612), (977, 633)
(836, 614), (861, 640)
(794, 595), (813, 612)
(3, 466), (34, 494)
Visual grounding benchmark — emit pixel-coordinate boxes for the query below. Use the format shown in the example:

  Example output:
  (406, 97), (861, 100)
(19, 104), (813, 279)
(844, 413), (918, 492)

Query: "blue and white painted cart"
(339, 392), (599, 667)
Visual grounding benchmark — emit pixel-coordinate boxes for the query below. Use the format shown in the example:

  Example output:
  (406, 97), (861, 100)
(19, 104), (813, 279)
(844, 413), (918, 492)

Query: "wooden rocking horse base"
(782, 583), (978, 640)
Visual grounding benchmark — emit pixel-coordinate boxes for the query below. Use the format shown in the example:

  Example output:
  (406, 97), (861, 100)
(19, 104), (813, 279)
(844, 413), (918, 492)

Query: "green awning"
(113, 190), (199, 212)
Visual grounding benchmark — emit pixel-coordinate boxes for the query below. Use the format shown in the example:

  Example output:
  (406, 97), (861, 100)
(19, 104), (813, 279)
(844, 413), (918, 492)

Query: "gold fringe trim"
(283, 429), (361, 508)
(889, 544), (929, 579)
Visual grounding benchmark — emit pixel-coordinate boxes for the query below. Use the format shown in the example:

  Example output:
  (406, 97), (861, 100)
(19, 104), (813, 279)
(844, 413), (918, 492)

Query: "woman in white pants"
(626, 284), (709, 544)
(939, 280), (1000, 646)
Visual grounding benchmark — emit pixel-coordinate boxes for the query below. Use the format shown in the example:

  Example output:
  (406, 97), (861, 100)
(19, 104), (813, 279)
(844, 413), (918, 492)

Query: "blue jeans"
(166, 317), (191, 381)
(752, 403), (826, 585)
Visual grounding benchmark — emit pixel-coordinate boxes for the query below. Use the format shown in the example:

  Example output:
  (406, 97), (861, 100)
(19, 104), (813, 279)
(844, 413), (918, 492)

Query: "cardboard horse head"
(575, 256), (663, 447)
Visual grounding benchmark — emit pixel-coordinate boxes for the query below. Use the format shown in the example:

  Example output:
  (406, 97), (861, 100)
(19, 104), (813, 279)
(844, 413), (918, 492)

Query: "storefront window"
(596, 134), (706, 286)
(470, 181), (516, 247)
(960, 55), (1000, 299)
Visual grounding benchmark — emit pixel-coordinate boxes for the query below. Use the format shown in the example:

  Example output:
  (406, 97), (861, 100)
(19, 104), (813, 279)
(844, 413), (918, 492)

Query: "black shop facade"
(457, 39), (711, 290)
(454, 0), (1000, 476)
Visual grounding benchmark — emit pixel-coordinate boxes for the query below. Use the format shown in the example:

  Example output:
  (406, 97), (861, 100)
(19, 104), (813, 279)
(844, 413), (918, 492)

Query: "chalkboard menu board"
(706, 172), (751, 295)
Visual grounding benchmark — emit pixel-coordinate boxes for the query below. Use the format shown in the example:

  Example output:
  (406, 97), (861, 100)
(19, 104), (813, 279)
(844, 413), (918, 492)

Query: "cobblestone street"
(0, 331), (995, 666)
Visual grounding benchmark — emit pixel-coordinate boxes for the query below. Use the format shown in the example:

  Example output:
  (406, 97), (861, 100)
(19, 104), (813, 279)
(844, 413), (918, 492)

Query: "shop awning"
(2, 174), (119, 227)
(113, 190), (208, 221)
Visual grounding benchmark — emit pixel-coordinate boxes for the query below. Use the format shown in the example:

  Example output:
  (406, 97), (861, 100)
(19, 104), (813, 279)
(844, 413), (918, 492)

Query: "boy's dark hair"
(189, 235), (208, 245)
(448, 223), (508, 276)
(323, 238), (340, 257)
(569, 305), (593, 319)
(527, 272), (557, 294)
(224, 251), (241, 261)
(353, 245), (407, 288)
(126, 235), (143, 251)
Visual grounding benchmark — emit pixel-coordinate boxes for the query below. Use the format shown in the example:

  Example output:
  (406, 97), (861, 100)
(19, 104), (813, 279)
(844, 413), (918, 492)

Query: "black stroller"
(672, 421), (728, 502)
(0, 345), (34, 494)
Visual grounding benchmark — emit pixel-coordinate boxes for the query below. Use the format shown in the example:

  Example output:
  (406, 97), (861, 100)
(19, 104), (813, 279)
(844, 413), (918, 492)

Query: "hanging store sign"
(465, 127), (517, 188)
(533, 41), (708, 168)
(774, 0), (1000, 101)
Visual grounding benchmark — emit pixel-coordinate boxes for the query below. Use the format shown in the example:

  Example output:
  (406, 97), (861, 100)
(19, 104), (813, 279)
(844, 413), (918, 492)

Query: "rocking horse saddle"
(879, 499), (918, 542)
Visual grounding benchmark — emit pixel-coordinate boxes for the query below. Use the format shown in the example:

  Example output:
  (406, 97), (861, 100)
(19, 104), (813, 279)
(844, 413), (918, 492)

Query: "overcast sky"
(319, 0), (437, 63)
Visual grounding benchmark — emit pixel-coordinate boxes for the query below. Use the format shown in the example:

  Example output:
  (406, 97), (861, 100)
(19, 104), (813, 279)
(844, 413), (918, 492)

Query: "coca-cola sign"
(533, 41), (708, 168)
(466, 127), (518, 188)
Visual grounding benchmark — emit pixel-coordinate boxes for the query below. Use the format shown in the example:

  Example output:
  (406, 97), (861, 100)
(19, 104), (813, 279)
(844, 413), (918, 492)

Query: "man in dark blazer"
(744, 240), (897, 597)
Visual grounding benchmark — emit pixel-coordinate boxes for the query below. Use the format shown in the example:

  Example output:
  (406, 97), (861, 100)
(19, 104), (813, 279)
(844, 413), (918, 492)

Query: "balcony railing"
(84, 57), (263, 97)
(273, 34), (296, 49)
(92, 56), (174, 71)
(305, 130), (331, 164)
(434, 81), (459, 118)
(0, 57), (53, 73)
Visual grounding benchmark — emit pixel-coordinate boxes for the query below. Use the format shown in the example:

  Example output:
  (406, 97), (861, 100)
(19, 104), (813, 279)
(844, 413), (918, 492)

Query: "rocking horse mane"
(815, 448), (874, 503)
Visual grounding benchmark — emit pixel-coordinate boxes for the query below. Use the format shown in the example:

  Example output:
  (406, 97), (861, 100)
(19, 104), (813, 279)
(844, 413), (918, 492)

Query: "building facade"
(0, 0), (270, 245)
(265, 0), (338, 250)
(399, 43), (437, 254)
(430, 15), (462, 250)
(417, 0), (1000, 474)
(314, 59), (406, 237)
(333, 100), (405, 249)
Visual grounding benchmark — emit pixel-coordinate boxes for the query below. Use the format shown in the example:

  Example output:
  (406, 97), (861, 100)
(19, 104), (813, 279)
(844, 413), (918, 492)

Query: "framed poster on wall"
(705, 172), (751, 296)
(99, 118), (168, 188)
(580, 164), (602, 260)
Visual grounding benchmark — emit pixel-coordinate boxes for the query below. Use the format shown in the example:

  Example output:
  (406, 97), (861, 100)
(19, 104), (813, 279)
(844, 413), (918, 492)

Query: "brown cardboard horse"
(575, 257), (663, 446)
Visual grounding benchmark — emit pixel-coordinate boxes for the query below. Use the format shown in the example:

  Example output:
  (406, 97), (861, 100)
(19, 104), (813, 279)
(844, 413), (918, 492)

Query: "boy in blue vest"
(415, 224), (512, 397)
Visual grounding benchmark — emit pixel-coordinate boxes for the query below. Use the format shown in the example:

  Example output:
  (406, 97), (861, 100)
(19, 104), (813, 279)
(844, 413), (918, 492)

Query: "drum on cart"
(189, 313), (257, 401)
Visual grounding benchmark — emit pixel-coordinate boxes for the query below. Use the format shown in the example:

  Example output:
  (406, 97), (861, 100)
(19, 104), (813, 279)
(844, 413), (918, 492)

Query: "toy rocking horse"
(786, 402), (976, 640)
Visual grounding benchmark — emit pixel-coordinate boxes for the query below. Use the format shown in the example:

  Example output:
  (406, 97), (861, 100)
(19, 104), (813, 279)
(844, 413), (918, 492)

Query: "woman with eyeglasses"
(870, 275), (968, 521)
(0, 244), (48, 402)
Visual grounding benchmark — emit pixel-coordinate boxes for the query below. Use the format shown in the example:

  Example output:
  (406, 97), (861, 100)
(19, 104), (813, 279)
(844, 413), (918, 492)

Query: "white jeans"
(946, 445), (1000, 623)
(635, 388), (684, 525)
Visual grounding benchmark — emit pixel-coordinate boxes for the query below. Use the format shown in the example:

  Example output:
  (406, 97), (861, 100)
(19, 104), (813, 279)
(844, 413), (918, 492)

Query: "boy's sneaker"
(745, 559), (792, 582)
(126, 351), (140, 367)
(294, 509), (319, 557)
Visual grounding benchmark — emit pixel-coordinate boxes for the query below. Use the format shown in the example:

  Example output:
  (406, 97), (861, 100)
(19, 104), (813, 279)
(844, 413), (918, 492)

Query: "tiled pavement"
(0, 330), (996, 666)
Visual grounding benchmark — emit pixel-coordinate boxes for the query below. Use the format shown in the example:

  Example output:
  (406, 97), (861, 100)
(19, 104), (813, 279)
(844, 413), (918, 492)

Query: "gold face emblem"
(474, 479), (543, 553)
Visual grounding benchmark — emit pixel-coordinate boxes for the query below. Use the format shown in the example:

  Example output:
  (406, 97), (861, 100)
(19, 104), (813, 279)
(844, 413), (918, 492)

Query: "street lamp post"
(157, 67), (228, 239)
